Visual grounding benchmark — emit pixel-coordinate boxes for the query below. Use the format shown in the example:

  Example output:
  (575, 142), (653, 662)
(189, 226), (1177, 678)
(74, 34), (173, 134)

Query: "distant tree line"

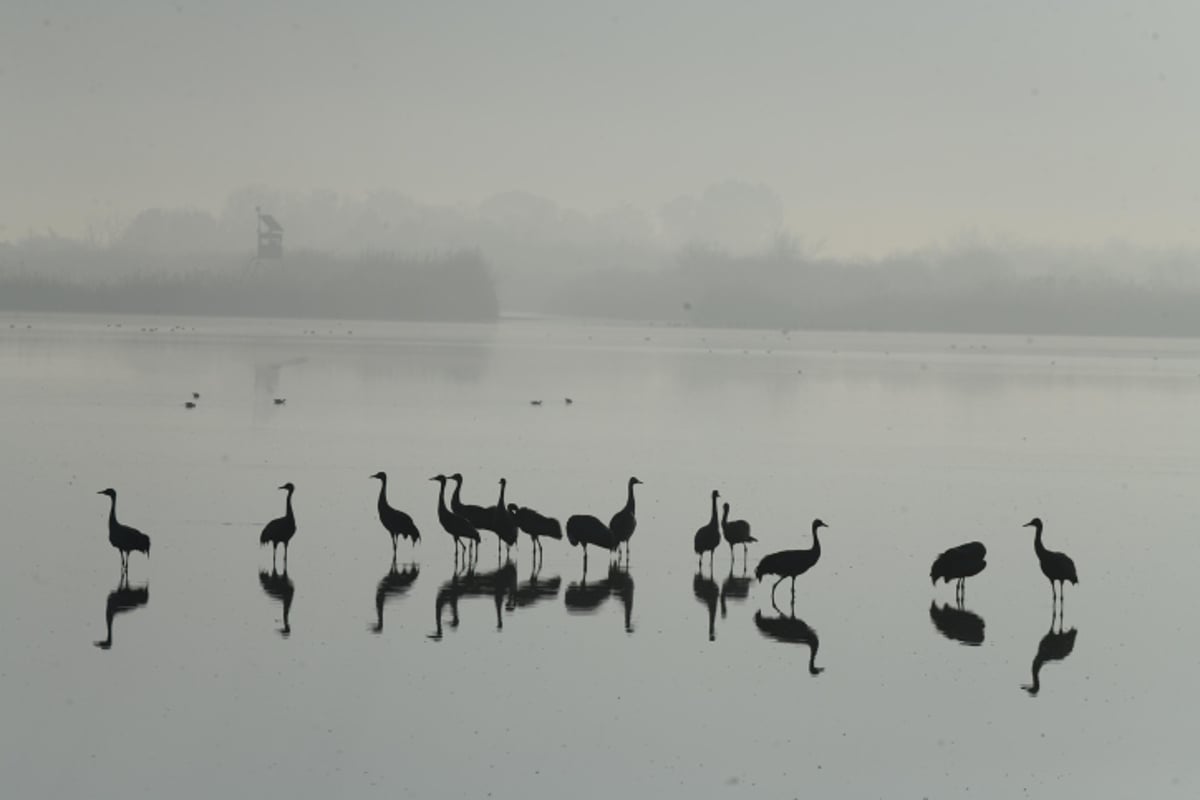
(0, 249), (498, 322)
(547, 241), (1200, 337)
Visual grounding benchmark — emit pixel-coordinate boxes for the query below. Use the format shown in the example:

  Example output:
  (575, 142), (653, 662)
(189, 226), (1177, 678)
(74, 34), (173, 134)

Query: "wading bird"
(260, 483), (296, 568)
(1023, 518), (1078, 605)
(721, 501), (756, 564)
(610, 476), (642, 560)
(755, 519), (828, 603)
(566, 514), (615, 567)
(431, 475), (480, 558)
(97, 489), (150, 573)
(930, 541), (987, 601)
(370, 471), (420, 556)
(509, 503), (562, 561)
(693, 490), (722, 569)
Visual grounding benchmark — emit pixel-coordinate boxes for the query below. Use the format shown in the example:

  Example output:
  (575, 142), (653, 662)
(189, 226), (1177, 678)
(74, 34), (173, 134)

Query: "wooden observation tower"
(256, 206), (284, 260)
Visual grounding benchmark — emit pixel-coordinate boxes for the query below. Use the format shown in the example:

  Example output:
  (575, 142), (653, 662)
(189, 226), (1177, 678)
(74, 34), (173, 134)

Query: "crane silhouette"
(930, 541), (986, 602)
(370, 560), (420, 634)
(260, 483), (296, 569)
(259, 565), (295, 637)
(721, 501), (756, 566)
(450, 474), (498, 554)
(508, 503), (562, 562)
(97, 489), (150, 574)
(370, 472), (420, 556)
(610, 476), (642, 561)
(693, 490), (722, 569)
(753, 604), (824, 675)
(1022, 617), (1078, 696)
(1023, 518), (1078, 607)
(566, 514), (616, 568)
(431, 475), (480, 559)
(693, 569), (719, 642)
(928, 600), (985, 646)
(93, 574), (149, 650)
(491, 478), (519, 560)
(755, 519), (829, 604)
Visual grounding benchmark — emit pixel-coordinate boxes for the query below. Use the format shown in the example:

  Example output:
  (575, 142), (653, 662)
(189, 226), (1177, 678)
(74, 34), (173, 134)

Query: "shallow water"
(2, 313), (1199, 798)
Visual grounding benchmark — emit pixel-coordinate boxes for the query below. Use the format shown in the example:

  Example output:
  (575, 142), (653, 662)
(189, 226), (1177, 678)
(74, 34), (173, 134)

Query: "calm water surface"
(2, 313), (1198, 798)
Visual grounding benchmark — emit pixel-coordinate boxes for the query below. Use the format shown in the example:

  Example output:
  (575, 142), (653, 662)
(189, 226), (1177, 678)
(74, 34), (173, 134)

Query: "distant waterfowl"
(93, 575), (149, 650)
(755, 519), (828, 603)
(530, 400), (543, 406)
(492, 478), (519, 558)
(192, 392), (200, 400)
(508, 503), (562, 560)
(930, 541), (987, 601)
(259, 483), (297, 568)
(370, 471), (421, 556)
(273, 398), (286, 405)
(259, 566), (294, 637)
(431, 474), (480, 557)
(753, 607), (823, 675)
(693, 570), (719, 642)
(97, 489), (150, 572)
(565, 514), (616, 566)
(610, 476), (642, 559)
(929, 601), (985, 646)
(370, 560), (420, 634)
(1022, 618), (1078, 696)
(1023, 518), (1078, 604)
(184, 401), (196, 409)
(720, 501), (756, 563)
(564, 397), (573, 405)
(693, 490), (722, 569)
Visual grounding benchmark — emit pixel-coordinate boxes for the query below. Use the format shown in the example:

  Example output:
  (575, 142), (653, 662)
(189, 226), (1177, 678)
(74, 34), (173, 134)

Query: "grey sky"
(2, 1), (1196, 255)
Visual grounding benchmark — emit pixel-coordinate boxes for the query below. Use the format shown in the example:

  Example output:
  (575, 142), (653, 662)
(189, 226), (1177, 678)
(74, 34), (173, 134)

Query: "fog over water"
(3, 3), (1200, 798)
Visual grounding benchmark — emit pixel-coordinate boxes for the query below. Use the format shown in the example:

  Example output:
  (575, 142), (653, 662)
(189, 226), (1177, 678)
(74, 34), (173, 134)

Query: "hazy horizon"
(5, 2), (1200, 257)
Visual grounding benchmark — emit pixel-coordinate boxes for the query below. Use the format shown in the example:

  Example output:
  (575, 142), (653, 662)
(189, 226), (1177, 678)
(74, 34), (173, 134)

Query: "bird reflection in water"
(259, 566), (294, 638)
(720, 562), (753, 619)
(565, 561), (635, 633)
(693, 569), (719, 641)
(370, 559), (420, 634)
(429, 552), (517, 640)
(93, 574), (149, 650)
(753, 602), (824, 675)
(1022, 610), (1078, 696)
(928, 601), (985, 646)
(512, 561), (561, 611)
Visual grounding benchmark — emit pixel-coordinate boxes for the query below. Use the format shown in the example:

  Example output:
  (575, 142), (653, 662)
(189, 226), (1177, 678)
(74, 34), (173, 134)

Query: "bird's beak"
(1022, 521), (1034, 528)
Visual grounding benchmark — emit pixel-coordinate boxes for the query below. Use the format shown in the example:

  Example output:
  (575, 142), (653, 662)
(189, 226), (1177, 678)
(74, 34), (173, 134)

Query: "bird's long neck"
(436, 481), (449, 513)
(497, 480), (507, 508)
(807, 640), (820, 675)
(625, 481), (637, 514)
(1033, 523), (1046, 557)
(107, 494), (117, 528)
(284, 489), (294, 520)
(451, 478), (463, 506)
(810, 524), (822, 554)
(709, 494), (718, 525)
(376, 479), (388, 510)
(721, 505), (729, 527)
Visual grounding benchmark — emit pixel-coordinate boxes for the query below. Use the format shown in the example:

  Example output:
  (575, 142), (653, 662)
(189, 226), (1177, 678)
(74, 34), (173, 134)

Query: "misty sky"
(3, 1), (1197, 256)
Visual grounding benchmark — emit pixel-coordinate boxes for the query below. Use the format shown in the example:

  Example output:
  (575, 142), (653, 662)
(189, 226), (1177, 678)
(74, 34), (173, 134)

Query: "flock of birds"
(99, 473), (1079, 603)
(96, 475), (1081, 691)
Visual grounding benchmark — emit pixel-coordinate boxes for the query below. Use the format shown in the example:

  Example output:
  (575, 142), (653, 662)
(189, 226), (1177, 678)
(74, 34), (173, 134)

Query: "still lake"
(1, 313), (1198, 798)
